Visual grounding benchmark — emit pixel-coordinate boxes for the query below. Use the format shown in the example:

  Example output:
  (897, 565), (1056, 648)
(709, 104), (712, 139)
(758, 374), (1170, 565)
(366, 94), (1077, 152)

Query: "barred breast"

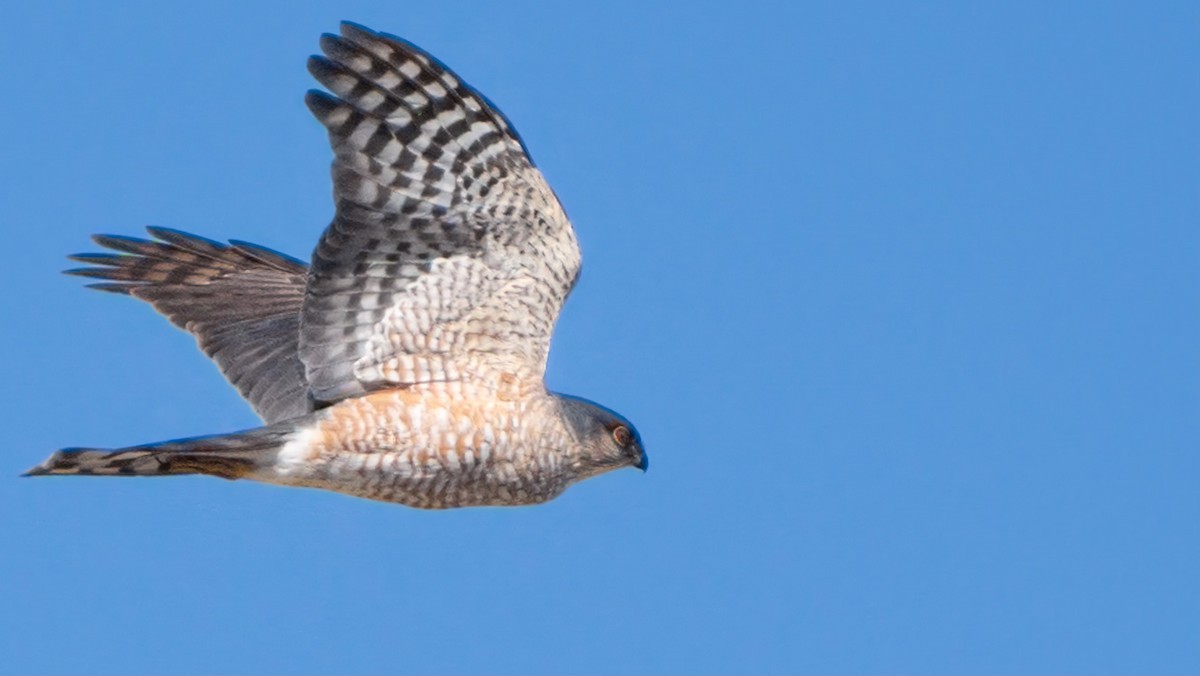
(255, 384), (575, 508)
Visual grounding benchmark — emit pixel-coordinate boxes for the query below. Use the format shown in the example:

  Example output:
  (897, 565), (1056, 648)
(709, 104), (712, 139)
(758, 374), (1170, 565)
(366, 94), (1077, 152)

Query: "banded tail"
(24, 426), (299, 480)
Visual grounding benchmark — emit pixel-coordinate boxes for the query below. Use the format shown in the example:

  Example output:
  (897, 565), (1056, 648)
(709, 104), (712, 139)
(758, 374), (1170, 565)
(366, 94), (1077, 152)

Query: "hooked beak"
(634, 447), (648, 472)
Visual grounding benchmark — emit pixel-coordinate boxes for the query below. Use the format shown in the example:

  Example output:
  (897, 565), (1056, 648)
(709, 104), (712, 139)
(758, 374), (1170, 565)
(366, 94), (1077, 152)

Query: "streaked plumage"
(26, 22), (645, 508)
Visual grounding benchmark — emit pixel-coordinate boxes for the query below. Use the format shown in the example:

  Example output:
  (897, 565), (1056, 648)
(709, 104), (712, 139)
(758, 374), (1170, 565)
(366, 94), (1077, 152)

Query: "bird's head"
(555, 394), (647, 478)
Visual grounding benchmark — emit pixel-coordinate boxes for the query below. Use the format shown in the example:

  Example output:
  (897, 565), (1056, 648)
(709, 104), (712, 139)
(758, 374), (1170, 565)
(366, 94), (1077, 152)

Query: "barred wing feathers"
(66, 228), (311, 424)
(301, 22), (581, 405)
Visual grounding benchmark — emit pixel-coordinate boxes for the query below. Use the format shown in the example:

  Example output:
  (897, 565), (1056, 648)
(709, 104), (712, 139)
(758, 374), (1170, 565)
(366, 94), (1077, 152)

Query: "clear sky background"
(2, 1), (1197, 674)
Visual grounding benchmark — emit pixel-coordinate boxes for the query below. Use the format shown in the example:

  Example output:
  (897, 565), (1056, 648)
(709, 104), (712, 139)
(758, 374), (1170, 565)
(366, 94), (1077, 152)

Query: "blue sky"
(2, 1), (1197, 673)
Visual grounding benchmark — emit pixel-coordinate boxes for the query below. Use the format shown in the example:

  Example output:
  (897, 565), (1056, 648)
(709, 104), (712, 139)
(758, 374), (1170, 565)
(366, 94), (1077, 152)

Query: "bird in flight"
(25, 22), (646, 508)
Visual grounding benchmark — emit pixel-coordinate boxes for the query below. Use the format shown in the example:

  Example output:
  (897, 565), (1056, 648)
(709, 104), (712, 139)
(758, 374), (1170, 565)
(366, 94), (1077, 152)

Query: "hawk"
(24, 22), (646, 508)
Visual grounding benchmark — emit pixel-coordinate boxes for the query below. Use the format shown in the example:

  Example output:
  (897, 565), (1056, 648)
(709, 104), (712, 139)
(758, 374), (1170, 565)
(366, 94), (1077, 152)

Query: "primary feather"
(66, 227), (311, 423)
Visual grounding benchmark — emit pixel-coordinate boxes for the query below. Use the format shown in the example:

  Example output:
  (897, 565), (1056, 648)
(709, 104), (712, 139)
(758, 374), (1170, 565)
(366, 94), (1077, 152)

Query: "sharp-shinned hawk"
(24, 22), (646, 508)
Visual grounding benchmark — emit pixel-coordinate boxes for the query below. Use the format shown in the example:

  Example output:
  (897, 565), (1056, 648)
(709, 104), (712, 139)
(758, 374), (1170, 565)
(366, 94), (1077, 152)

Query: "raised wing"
(301, 22), (581, 405)
(67, 228), (311, 424)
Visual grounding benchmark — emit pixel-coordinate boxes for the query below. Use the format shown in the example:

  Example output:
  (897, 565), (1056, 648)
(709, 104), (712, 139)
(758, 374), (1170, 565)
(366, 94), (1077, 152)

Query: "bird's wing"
(67, 228), (311, 424)
(300, 22), (580, 405)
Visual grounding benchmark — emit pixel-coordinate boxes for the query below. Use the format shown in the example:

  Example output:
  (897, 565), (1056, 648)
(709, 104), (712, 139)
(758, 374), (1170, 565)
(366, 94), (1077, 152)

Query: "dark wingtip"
(65, 257), (123, 280)
(91, 233), (150, 250)
(22, 453), (59, 477)
(63, 267), (112, 279)
(305, 89), (342, 119)
(63, 260), (135, 293)
(342, 21), (421, 53)
(339, 20), (374, 36)
(143, 226), (221, 248)
(23, 448), (99, 477)
(336, 21), (428, 67)
(83, 282), (135, 294)
(143, 225), (191, 239)
(307, 54), (335, 79)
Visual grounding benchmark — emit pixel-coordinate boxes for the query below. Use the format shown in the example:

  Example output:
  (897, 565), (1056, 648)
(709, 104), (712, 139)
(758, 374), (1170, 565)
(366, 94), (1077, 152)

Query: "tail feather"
(24, 427), (296, 480)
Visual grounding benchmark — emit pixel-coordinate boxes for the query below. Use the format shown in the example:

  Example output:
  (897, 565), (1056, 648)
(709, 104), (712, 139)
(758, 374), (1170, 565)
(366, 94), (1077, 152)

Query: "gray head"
(554, 394), (647, 478)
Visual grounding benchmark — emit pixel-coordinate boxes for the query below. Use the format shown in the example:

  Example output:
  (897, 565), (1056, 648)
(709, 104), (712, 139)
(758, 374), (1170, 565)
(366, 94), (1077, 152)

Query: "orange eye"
(612, 425), (632, 447)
